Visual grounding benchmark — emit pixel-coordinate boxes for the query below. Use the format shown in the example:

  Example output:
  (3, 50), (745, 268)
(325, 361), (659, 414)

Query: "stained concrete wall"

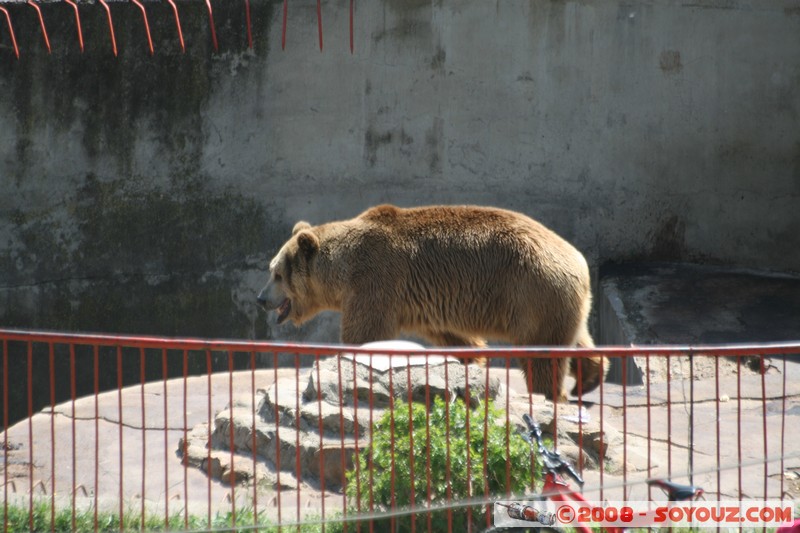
(1, 0), (799, 411)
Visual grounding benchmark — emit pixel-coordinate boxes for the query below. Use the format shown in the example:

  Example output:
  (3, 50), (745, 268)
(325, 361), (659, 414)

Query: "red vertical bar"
(504, 355), (511, 497)
(715, 355), (721, 501)
(295, 355), (301, 525)
(281, 0), (287, 50)
(666, 353), (672, 479)
(27, 343), (33, 531)
(352, 354), (361, 519)
(70, 344), (77, 532)
(598, 360), (604, 503)
(250, 351), (258, 524)
(273, 352), (281, 524)
(464, 361), (471, 529)
(337, 353), (347, 527)
(576, 357), (584, 474)
(388, 354), (396, 532)
(206, 350), (212, 526)
(483, 355), (491, 530)
(444, 355), (452, 531)
(314, 353), (326, 521)
(551, 357), (558, 450)
(367, 353), (374, 533)
(406, 354), (415, 533)
(182, 349), (189, 530)
(622, 351), (627, 500)
(349, 0), (354, 53)
(760, 354), (767, 500)
(243, 0), (252, 48)
(646, 354), (651, 501)
(316, 0), (323, 51)
(425, 353), (432, 531)
(162, 349), (169, 529)
(48, 343), (55, 532)
(2, 339), (8, 533)
(117, 346), (124, 528)
(527, 356), (534, 491)
(140, 347), (146, 530)
(93, 346), (99, 533)
(737, 355), (742, 501)
(688, 350), (694, 486)
(227, 350), (235, 524)
(780, 354), (786, 501)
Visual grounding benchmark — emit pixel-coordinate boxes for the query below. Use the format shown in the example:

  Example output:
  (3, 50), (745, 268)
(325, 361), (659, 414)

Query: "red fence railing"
(0, 328), (798, 531)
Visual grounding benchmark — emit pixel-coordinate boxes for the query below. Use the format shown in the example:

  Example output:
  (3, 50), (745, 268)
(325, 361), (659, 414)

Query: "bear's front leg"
(339, 296), (400, 345)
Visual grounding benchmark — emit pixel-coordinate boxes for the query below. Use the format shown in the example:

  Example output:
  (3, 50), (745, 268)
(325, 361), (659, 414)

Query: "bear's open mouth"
(276, 298), (292, 324)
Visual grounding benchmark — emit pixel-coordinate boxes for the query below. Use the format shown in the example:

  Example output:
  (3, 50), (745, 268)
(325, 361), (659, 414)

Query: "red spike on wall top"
(0, 0), (358, 58)
(63, 0), (83, 53)
(27, 1), (51, 53)
(131, 0), (154, 55)
(0, 6), (19, 59)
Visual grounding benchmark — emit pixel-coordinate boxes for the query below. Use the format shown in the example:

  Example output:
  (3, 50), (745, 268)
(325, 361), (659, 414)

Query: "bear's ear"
(292, 221), (312, 236)
(296, 230), (319, 259)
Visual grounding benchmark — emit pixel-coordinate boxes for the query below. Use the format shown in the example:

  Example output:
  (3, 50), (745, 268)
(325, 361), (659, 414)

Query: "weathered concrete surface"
(600, 262), (800, 345)
(598, 262), (800, 384)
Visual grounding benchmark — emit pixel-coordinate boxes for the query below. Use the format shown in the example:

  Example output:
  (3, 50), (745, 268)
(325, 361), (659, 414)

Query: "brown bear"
(257, 205), (607, 400)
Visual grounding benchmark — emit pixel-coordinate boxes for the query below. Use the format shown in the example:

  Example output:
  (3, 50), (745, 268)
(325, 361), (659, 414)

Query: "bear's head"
(257, 221), (321, 326)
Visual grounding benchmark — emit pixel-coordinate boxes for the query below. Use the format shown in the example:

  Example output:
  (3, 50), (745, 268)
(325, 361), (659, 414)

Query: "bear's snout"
(256, 291), (268, 309)
(256, 286), (274, 310)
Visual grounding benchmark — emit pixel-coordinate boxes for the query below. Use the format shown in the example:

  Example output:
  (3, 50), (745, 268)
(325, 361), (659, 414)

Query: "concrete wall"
(1, 0), (799, 345)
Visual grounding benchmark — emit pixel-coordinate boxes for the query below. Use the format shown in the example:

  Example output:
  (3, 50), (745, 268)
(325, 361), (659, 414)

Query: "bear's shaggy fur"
(258, 205), (607, 400)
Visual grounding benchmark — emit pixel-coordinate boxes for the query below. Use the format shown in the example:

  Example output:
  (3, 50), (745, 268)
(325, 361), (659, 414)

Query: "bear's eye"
(274, 273), (283, 282)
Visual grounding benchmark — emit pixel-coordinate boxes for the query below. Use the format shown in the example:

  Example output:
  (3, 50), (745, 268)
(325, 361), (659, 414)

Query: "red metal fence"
(0, 328), (798, 531)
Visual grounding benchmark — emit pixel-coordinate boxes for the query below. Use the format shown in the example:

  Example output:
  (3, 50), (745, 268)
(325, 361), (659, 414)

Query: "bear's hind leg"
(518, 357), (570, 402)
(512, 327), (571, 402)
(569, 325), (609, 397)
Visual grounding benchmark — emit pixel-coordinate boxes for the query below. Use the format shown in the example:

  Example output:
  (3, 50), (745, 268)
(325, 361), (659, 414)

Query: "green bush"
(344, 396), (539, 531)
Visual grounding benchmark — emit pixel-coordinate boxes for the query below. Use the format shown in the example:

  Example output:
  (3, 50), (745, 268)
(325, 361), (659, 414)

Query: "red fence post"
(93, 346), (99, 532)
(227, 350), (236, 524)
(2, 340), (7, 533)
(140, 347), (147, 529)
(314, 353), (326, 521)
(69, 344), (77, 532)
(182, 349), (189, 530)
(162, 348), (169, 529)
(116, 346), (124, 528)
